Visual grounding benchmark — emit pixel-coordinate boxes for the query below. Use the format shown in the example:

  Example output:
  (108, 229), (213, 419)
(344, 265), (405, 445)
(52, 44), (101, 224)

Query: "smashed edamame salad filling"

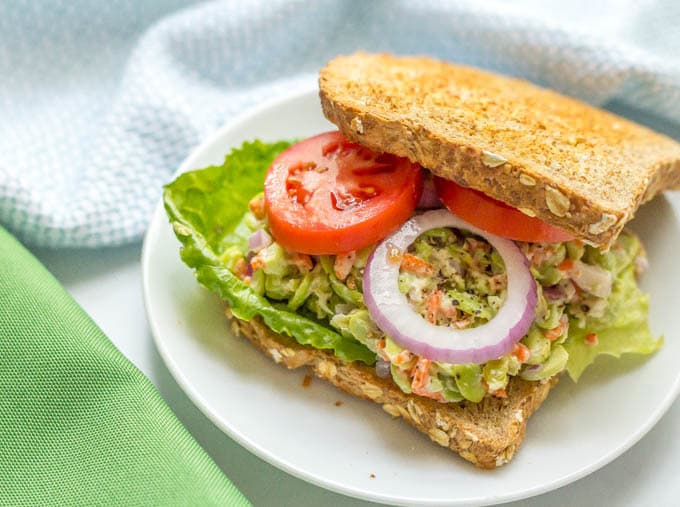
(164, 139), (661, 405)
(239, 196), (651, 403)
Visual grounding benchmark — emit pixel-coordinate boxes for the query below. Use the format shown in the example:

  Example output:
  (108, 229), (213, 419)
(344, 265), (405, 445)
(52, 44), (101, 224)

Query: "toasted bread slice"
(319, 53), (680, 248)
(227, 309), (557, 469)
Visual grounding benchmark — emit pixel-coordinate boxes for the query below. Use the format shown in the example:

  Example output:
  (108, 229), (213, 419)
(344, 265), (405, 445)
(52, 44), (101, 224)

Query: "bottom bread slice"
(227, 309), (558, 469)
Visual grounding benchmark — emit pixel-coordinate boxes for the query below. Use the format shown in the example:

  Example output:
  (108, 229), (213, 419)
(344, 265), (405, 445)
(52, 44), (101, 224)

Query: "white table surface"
(30, 238), (679, 507)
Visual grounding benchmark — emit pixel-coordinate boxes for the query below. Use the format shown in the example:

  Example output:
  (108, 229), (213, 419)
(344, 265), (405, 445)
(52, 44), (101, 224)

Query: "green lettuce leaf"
(563, 263), (662, 381)
(164, 140), (376, 365)
(164, 140), (292, 266)
(196, 265), (375, 363)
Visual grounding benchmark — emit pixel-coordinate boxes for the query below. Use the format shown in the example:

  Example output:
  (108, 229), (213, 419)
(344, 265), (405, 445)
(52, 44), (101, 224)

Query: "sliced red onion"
(542, 285), (563, 302)
(417, 174), (441, 209)
(245, 252), (254, 277)
(363, 209), (537, 365)
(569, 260), (611, 298)
(375, 359), (391, 379)
(543, 280), (576, 304)
(248, 229), (272, 252)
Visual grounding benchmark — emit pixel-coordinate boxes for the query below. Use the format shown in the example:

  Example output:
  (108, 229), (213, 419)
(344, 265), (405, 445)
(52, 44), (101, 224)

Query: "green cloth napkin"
(0, 226), (249, 506)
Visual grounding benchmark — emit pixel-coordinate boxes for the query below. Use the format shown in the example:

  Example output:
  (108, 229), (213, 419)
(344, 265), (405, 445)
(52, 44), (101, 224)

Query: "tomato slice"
(434, 178), (573, 243)
(264, 131), (423, 254)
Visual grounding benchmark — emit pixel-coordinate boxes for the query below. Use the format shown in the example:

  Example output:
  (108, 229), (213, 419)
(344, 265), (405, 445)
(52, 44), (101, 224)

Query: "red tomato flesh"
(264, 131), (423, 254)
(434, 178), (574, 243)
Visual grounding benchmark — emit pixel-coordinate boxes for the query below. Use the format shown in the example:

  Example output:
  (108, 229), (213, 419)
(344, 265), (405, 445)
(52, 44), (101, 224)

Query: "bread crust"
(319, 53), (680, 248)
(227, 310), (557, 469)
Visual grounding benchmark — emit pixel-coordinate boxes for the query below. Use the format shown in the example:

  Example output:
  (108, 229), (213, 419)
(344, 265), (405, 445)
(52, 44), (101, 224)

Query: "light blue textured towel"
(1, 0), (679, 247)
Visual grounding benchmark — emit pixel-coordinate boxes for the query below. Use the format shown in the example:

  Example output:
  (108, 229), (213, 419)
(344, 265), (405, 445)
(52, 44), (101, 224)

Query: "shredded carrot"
(411, 358), (431, 390)
(410, 358), (443, 400)
(290, 253), (313, 273)
(489, 274), (507, 294)
(512, 342), (531, 363)
(426, 290), (442, 324)
(465, 237), (490, 253)
(233, 258), (248, 279)
(531, 252), (544, 267)
(584, 332), (599, 346)
(334, 251), (356, 280)
(248, 195), (266, 220)
(250, 254), (265, 272)
(545, 315), (569, 341)
(393, 349), (412, 365)
(375, 339), (389, 361)
(490, 388), (507, 399)
(400, 253), (435, 277)
(557, 258), (574, 271)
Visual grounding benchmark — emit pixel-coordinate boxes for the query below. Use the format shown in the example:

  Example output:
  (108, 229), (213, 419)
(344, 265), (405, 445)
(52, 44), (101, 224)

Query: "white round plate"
(142, 88), (680, 506)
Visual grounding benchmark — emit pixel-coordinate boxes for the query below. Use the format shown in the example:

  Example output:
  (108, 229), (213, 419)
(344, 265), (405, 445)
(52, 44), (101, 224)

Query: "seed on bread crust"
(435, 410), (451, 431)
(519, 174), (536, 186)
(460, 451), (479, 465)
(269, 348), (283, 363)
(429, 428), (451, 447)
(382, 403), (401, 417)
(464, 430), (480, 443)
(317, 360), (338, 379)
(588, 213), (618, 235)
(280, 347), (296, 358)
(361, 384), (383, 400)
(545, 186), (570, 217)
(407, 399), (423, 425)
(481, 150), (507, 168)
(350, 116), (365, 134)
(458, 438), (473, 450)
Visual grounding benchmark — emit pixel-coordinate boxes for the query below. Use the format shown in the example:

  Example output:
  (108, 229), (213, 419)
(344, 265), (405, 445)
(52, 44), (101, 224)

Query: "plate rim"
(141, 86), (680, 507)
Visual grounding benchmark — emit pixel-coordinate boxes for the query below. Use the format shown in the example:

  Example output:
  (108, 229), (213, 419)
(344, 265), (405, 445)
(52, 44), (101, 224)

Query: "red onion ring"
(363, 209), (537, 364)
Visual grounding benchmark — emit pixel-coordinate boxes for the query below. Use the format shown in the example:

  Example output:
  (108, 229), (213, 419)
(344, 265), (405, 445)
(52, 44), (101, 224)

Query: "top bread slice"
(319, 53), (680, 247)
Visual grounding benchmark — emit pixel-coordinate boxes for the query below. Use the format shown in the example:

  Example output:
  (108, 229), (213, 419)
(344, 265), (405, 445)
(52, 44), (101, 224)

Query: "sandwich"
(163, 53), (680, 468)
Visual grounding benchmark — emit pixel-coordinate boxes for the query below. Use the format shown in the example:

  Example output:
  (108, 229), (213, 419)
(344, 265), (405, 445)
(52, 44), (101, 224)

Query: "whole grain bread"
(226, 309), (557, 469)
(319, 53), (680, 247)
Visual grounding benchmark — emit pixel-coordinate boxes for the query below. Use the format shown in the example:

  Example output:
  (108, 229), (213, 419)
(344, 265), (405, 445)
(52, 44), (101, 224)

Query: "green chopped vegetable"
(520, 345), (569, 381)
